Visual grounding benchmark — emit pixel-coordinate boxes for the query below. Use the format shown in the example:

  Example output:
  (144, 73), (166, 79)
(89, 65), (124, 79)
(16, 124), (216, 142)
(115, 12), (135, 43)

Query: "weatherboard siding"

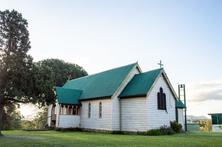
(80, 99), (112, 130)
(121, 97), (147, 132)
(212, 125), (222, 132)
(59, 115), (80, 128)
(146, 75), (176, 130)
(178, 108), (185, 130)
(111, 67), (140, 131)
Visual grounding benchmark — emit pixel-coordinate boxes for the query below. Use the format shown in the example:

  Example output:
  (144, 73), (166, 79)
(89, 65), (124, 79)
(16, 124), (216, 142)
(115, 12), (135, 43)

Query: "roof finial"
(158, 60), (163, 68)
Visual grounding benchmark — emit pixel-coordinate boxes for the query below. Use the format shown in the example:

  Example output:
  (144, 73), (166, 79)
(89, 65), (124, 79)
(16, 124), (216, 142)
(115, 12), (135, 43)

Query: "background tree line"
(1, 59), (88, 130)
(187, 119), (212, 131)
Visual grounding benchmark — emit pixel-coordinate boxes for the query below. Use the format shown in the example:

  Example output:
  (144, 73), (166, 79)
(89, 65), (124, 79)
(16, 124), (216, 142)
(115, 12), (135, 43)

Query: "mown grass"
(0, 130), (222, 147)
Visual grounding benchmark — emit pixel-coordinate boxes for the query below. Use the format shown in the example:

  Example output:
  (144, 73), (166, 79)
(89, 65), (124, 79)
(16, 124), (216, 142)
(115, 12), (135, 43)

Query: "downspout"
(184, 85), (187, 131)
(118, 98), (122, 132)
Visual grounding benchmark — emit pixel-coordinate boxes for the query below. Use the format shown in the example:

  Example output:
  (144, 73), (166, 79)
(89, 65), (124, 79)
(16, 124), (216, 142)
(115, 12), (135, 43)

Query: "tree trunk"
(0, 104), (4, 136)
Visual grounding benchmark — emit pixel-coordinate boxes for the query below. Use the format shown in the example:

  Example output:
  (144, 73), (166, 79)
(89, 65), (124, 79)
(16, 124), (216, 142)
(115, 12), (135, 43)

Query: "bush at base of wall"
(145, 125), (175, 136)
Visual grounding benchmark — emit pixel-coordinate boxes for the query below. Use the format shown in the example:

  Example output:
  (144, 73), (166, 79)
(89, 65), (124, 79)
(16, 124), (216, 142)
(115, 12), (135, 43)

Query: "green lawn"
(0, 130), (222, 147)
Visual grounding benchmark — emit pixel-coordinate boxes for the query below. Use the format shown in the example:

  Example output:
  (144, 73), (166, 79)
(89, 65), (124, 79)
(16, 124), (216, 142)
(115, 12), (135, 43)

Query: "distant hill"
(22, 114), (35, 121)
(187, 115), (210, 120)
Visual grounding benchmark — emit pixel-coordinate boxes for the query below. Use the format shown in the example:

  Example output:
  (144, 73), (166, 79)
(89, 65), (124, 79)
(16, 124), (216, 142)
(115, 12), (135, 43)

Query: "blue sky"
(1, 0), (222, 118)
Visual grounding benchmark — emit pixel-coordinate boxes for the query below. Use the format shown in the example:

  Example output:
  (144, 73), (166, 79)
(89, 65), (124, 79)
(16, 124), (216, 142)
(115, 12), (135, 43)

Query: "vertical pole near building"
(184, 85), (187, 131)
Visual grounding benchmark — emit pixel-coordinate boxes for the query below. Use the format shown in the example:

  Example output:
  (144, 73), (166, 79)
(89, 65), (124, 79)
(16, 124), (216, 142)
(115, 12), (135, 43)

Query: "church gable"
(119, 68), (162, 98)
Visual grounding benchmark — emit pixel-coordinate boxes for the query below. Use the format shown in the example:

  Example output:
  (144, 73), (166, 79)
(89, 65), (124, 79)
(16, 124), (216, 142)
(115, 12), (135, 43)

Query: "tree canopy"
(36, 59), (88, 87)
(0, 9), (56, 136)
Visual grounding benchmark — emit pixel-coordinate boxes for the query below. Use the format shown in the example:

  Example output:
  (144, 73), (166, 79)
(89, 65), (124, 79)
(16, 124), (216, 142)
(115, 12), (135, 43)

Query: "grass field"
(0, 130), (222, 147)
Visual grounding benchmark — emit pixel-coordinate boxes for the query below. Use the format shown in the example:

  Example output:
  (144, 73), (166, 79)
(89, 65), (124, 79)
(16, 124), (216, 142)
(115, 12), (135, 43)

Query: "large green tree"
(36, 59), (88, 87)
(0, 10), (56, 136)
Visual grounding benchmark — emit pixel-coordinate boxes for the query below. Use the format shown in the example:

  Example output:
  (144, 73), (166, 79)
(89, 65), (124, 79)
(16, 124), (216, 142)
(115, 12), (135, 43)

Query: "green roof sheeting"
(62, 63), (137, 100)
(55, 87), (82, 105)
(119, 68), (162, 98)
(175, 99), (186, 108)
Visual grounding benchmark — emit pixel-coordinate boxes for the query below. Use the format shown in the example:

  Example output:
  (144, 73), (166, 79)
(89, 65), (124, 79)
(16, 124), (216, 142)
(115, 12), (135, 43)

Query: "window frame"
(157, 87), (166, 110)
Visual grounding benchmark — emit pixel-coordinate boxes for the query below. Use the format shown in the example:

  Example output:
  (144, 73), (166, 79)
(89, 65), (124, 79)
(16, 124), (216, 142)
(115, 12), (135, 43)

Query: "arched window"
(69, 106), (72, 115)
(157, 87), (166, 110)
(73, 106), (76, 115)
(88, 103), (91, 118)
(76, 106), (78, 115)
(99, 102), (102, 118)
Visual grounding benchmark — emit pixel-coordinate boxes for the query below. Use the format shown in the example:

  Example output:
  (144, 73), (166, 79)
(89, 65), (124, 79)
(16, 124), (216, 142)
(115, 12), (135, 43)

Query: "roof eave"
(59, 103), (82, 106)
(119, 94), (147, 99)
(79, 96), (112, 101)
(161, 69), (179, 101)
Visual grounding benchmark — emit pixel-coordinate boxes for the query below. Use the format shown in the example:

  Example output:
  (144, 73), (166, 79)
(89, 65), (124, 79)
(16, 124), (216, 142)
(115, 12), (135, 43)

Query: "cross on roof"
(158, 60), (163, 68)
(67, 75), (72, 81)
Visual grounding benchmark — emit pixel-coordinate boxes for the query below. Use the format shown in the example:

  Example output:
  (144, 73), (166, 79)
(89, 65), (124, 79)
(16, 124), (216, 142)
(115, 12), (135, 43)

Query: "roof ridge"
(67, 62), (137, 82)
(139, 68), (162, 74)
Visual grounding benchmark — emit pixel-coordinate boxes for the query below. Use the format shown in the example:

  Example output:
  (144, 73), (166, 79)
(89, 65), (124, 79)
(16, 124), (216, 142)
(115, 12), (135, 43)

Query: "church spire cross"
(158, 60), (163, 68)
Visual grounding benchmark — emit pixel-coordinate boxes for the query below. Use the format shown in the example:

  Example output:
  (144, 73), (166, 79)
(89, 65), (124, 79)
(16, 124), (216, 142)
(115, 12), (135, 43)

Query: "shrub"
(159, 125), (175, 135)
(170, 121), (182, 133)
(145, 129), (161, 136)
(112, 130), (122, 134)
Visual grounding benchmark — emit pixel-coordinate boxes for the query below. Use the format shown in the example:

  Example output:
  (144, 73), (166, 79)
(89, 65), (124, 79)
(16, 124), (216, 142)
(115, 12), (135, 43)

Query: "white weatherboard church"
(47, 62), (186, 133)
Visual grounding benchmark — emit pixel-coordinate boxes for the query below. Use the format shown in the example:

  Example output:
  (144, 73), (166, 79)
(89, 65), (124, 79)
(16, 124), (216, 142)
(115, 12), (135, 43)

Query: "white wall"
(177, 108), (185, 130)
(121, 97), (147, 132)
(80, 99), (112, 130)
(59, 115), (80, 128)
(212, 125), (222, 132)
(146, 75), (176, 130)
(111, 67), (140, 131)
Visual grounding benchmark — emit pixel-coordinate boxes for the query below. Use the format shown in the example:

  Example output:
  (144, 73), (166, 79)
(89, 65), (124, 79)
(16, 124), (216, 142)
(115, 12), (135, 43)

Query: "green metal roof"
(209, 114), (222, 124)
(208, 113), (222, 115)
(119, 68), (162, 98)
(55, 87), (82, 105)
(175, 99), (186, 108)
(62, 63), (137, 100)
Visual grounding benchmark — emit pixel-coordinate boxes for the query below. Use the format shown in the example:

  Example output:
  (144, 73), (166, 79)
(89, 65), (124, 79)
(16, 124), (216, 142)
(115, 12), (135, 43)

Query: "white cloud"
(188, 88), (222, 102)
(186, 78), (222, 102)
(187, 78), (222, 90)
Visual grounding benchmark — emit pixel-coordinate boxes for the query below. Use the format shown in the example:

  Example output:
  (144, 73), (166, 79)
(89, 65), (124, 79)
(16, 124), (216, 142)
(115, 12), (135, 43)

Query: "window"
(99, 102), (102, 118)
(88, 103), (91, 118)
(73, 106), (76, 115)
(157, 87), (166, 110)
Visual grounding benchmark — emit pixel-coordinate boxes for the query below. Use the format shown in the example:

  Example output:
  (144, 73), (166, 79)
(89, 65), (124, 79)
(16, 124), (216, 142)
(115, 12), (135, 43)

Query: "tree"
(0, 9), (56, 136)
(204, 120), (212, 131)
(36, 59), (88, 87)
(33, 106), (48, 129)
(2, 104), (23, 130)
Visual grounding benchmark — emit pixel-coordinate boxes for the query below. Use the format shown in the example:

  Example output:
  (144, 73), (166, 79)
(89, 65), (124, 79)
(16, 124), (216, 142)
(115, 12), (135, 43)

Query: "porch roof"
(55, 86), (82, 105)
(175, 99), (186, 108)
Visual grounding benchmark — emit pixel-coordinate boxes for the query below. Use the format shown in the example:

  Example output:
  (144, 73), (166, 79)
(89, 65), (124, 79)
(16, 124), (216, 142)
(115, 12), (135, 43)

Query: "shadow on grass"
(0, 135), (44, 140)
